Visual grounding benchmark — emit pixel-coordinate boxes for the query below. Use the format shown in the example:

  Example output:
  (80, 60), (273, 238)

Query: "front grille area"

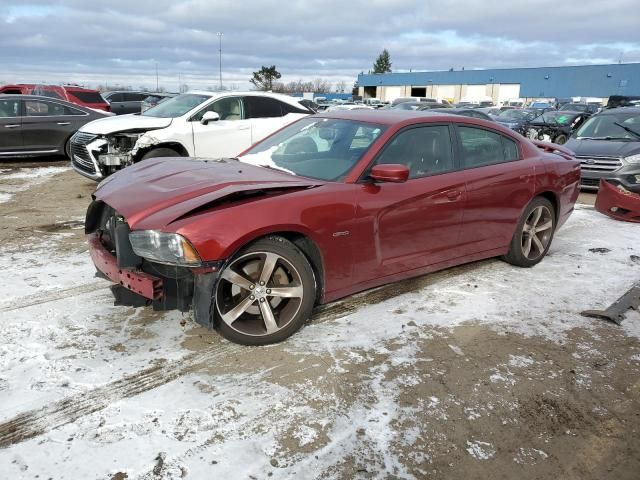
(578, 156), (623, 172)
(70, 132), (98, 175)
(72, 131), (98, 145)
(580, 178), (601, 188)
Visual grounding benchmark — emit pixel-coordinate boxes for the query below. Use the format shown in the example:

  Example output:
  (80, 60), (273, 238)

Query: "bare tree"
(335, 80), (347, 93)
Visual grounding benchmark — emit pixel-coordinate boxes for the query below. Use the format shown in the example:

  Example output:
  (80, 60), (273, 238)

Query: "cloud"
(0, 0), (638, 91)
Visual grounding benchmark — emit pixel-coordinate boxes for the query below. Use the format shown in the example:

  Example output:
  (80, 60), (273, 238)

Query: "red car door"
(352, 124), (466, 285)
(453, 124), (537, 255)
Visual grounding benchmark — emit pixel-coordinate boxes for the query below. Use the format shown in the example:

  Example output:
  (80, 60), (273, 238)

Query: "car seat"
(223, 101), (241, 121)
(283, 136), (318, 155)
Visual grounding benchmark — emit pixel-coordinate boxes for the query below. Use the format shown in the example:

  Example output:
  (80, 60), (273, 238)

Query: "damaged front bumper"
(595, 179), (640, 223)
(85, 200), (224, 327)
(70, 131), (145, 181)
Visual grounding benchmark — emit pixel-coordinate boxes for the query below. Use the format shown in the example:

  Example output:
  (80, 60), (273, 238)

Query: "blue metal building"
(357, 63), (640, 100)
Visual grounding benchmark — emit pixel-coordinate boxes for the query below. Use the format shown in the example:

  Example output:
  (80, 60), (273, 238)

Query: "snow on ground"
(0, 202), (638, 479)
(0, 166), (69, 204)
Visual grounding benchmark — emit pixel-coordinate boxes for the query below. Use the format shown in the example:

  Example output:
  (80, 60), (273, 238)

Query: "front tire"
(502, 197), (556, 268)
(553, 134), (568, 145)
(215, 236), (316, 345)
(141, 147), (181, 160)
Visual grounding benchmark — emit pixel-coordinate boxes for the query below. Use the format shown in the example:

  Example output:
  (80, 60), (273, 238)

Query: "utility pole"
(155, 62), (159, 91)
(216, 32), (224, 90)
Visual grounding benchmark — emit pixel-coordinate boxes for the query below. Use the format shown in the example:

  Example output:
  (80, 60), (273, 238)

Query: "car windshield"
(535, 111), (579, 125)
(574, 112), (640, 140)
(240, 117), (386, 181)
(143, 93), (210, 118)
(561, 104), (588, 112)
(496, 109), (536, 121)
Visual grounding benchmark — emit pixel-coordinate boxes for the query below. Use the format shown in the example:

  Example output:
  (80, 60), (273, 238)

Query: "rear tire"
(215, 236), (316, 345)
(502, 197), (556, 268)
(141, 147), (181, 160)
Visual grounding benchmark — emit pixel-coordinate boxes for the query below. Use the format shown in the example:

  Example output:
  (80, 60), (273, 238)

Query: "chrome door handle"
(4, 124), (20, 128)
(57, 122), (71, 126)
(238, 125), (250, 130)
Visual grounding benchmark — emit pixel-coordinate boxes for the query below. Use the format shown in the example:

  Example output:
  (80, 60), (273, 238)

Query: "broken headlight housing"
(129, 230), (201, 266)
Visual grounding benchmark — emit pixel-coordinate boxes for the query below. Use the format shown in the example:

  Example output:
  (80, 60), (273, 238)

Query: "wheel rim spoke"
(268, 285), (303, 298)
(523, 234), (533, 257)
(221, 269), (254, 291)
(536, 220), (552, 232)
(220, 295), (254, 325)
(259, 253), (278, 286)
(530, 207), (542, 227)
(258, 300), (278, 333)
(532, 233), (544, 254)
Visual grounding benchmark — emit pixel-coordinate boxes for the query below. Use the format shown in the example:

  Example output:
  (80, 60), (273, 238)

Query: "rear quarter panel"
(536, 151), (581, 229)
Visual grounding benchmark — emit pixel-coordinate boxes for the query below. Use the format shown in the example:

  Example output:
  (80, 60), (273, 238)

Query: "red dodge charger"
(85, 110), (580, 345)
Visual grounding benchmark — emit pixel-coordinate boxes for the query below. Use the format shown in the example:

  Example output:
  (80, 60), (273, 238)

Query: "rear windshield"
(68, 91), (106, 103)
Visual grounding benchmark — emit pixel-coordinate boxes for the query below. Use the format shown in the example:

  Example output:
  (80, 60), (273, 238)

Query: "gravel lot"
(0, 160), (639, 480)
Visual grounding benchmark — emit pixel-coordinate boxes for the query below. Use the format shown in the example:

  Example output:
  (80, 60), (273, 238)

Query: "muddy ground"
(0, 160), (639, 480)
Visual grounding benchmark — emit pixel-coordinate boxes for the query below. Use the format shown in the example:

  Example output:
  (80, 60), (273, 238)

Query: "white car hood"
(79, 114), (173, 135)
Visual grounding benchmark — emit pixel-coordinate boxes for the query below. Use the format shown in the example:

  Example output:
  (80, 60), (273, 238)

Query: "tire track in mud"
(0, 260), (490, 449)
(0, 345), (239, 449)
(0, 281), (110, 313)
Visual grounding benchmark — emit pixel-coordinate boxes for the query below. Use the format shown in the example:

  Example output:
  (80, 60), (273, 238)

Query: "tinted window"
(245, 96), (284, 118)
(191, 96), (243, 121)
(125, 93), (148, 102)
(106, 92), (123, 102)
(25, 100), (68, 116)
(373, 125), (454, 179)
(283, 101), (312, 114)
(0, 99), (20, 117)
(68, 91), (105, 103)
(458, 126), (519, 168)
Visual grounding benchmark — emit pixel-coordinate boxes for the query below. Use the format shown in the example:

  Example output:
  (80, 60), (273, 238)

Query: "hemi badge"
(333, 231), (350, 237)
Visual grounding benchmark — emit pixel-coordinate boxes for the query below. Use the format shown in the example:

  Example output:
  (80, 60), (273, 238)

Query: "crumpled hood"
(94, 157), (323, 229)
(564, 138), (640, 157)
(79, 114), (172, 135)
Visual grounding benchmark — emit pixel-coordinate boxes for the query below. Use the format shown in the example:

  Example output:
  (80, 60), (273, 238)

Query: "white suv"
(70, 91), (312, 180)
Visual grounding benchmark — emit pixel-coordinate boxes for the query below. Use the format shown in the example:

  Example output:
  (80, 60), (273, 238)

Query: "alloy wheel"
(216, 251), (304, 337)
(521, 205), (554, 260)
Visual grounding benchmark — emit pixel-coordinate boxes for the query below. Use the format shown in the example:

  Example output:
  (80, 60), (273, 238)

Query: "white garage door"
(464, 85), (487, 101)
(498, 84), (521, 103)
(382, 87), (403, 102)
(435, 85), (456, 101)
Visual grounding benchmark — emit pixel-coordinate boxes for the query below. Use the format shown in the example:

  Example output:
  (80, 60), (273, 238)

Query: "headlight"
(129, 230), (201, 266)
(624, 153), (640, 165)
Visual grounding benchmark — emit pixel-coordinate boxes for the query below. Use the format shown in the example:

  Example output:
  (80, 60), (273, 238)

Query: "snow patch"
(466, 440), (496, 460)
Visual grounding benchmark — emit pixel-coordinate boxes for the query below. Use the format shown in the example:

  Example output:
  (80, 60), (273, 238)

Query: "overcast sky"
(1, 0), (639, 92)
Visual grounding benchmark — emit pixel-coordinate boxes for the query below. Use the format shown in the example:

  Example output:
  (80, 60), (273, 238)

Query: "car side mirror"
(201, 111), (220, 125)
(370, 164), (409, 183)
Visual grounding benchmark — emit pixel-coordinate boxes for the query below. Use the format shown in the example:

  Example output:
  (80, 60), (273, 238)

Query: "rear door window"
(457, 126), (520, 168)
(25, 100), (68, 116)
(244, 96), (285, 118)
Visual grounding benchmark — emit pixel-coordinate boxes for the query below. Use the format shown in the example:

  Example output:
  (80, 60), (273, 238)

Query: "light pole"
(216, 32), (224, 90)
